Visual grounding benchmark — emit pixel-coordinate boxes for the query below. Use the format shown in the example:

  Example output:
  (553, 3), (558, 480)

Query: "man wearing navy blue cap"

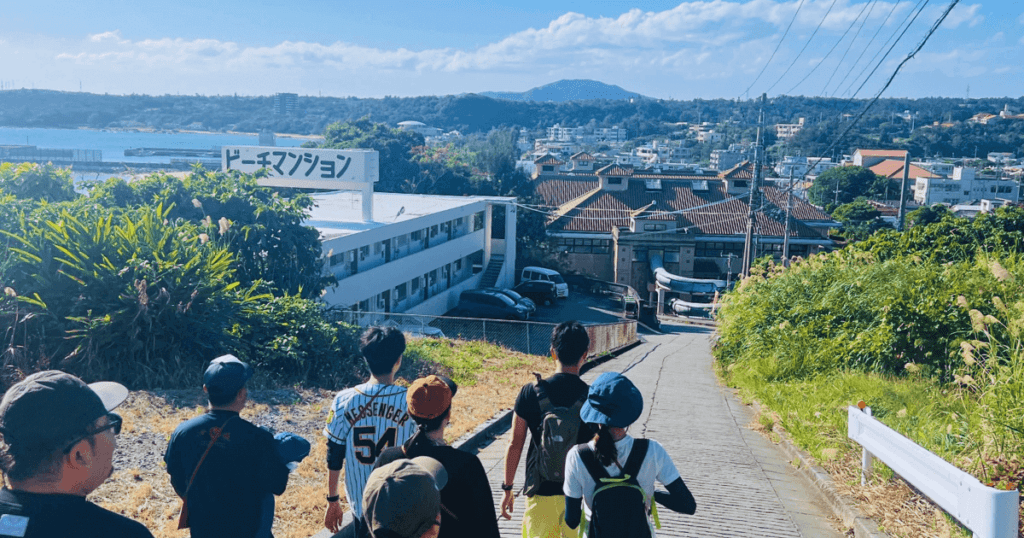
(164, 355), (291, 538)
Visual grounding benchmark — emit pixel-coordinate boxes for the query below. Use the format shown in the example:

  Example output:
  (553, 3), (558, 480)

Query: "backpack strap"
(533, 380), (555, 416)
(622, 439), (649, 480)
(576, 443), (611, 482)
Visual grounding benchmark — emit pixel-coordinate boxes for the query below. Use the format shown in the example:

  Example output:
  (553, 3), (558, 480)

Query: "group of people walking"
(0, 320), (695, 538)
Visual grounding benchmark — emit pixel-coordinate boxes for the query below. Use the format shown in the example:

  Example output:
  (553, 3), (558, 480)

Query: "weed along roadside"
(714, 246), (1024, 538)
(87, 338), (556, 538)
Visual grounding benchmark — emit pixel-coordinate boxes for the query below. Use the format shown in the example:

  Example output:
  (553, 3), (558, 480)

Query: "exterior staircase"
(479, 255), (504, 288)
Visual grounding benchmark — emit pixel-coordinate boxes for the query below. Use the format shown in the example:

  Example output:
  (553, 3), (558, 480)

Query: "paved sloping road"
(476, 322), (844, 538)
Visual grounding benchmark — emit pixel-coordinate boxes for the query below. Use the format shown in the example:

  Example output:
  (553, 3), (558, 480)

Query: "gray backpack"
(527, 378), (585, 492)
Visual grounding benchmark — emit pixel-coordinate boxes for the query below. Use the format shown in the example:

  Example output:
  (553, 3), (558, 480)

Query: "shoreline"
(0, 125), (324, 141)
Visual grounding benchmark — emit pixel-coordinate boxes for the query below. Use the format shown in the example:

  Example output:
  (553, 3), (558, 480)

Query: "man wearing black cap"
(0, 370), (154, 538)
(374, 375), (500, 538)
(164, 355), (291, 538)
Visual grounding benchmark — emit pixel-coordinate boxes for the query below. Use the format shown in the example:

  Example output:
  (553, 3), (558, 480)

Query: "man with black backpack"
(500, 320), (591, 538)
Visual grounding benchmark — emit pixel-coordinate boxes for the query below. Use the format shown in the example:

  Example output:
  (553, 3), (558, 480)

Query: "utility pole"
(782, 167), (794, 266)
(741, 93), (766, 277)
(897, 151), (911, 231)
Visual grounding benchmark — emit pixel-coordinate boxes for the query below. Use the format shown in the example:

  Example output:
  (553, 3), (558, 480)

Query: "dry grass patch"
(90, 337), (552, 538)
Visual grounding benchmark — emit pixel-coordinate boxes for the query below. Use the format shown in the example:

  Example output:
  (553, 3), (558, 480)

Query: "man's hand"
(500, 490), (515, 520)
(324, 501), (345, 532)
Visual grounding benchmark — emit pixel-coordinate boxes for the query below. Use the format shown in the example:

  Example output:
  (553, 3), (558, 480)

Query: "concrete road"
(476, 322), (844, 537)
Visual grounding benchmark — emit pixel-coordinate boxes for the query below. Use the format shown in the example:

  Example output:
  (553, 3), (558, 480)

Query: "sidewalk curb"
(453, 338), (644, 455)
(750, 400), (889, 538)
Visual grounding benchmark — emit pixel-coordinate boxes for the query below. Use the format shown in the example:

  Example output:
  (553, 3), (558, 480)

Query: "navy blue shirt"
(164, 410), (290, 538)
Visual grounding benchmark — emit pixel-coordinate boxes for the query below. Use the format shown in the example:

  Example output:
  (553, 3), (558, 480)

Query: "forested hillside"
(2, 90), (1022, 158)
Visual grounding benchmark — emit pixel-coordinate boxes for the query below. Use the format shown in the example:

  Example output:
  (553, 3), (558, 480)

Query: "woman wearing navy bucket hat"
(562, 372), (696, 537)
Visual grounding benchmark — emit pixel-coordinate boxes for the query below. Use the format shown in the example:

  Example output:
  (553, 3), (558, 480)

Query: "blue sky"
(0, 0), (1020, 99)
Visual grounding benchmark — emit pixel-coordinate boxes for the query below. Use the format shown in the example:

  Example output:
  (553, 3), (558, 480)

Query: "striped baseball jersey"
(323, 382), (415, 518)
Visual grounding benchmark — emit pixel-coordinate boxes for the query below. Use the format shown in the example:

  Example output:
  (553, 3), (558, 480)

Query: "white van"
(521, 266), (569, 299)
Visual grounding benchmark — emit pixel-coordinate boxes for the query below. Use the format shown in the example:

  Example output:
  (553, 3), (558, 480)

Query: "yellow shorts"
(522, 494), (576, 538)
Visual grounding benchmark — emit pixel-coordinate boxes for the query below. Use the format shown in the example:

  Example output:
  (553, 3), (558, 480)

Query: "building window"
(455, 259), (463, 271)
(359, 246), (370, 259)
(643, 223), (666, 231)
(411, 230), (422, 241)
(395, 283), (407, 301)
(411, 277), (420, 292)
(542, 165), (555, 172)
(666, 252), (681, 263)
(358, 299), (370, 312)
(608, 177), (623, 185)
(329, 253), (345, 266)
(473, 211), (485, 231)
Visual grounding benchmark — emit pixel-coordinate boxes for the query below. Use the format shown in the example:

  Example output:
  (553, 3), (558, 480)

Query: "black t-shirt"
(0, 488), (154, 538)
(376, 439), (500, 538)
(164, 410), (290, 538)
(513, 373), (591, 496)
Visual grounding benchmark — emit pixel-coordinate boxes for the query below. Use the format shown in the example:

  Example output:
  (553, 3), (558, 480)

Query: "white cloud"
(24, 0), (996, 97)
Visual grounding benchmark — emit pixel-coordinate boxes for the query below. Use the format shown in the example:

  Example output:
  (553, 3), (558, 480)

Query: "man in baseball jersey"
(323, 326), (416, 534)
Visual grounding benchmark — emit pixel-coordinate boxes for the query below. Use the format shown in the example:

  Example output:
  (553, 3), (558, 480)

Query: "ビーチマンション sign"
(222, 146), (379, 189)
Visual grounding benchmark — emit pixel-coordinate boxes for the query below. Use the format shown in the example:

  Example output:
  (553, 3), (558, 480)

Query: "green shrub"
(716, 250), (1024, 380)
(3, 204), (262, 387)
(231, 296), (362, 387)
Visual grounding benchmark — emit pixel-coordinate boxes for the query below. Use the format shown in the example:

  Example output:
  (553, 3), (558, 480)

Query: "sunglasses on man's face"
(62, 413), (122, 454)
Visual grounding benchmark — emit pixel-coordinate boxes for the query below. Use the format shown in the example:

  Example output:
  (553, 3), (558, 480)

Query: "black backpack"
(578, 439), (659, 538)
(525, 379), (585, 494)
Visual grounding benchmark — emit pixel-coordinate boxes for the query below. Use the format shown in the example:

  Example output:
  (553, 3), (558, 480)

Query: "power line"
(740, 0), (807, 99)
(797, 0), (961, 193)
(821, 0), (879, 95)
(763, 0), (842, 94)
(829, 0), (901, 96)
(782, 0), (872, 95)
(842, 0), (930, 98)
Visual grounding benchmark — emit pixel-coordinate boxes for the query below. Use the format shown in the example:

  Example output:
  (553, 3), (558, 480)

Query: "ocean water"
(0, 127), (314, 164)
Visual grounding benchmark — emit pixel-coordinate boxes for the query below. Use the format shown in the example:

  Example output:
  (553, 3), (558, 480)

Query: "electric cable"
(829, 0), (901, 96)
(781, 0), (874, 95)
(820, 0), (879, 95)
(844, 0), (931, 98)
(763, 0), (842, 94)
(740, 0), (808, 99)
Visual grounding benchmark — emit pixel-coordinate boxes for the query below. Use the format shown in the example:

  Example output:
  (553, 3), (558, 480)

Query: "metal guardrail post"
(482, 319), (486, 342)
(859, 403), (874, 486)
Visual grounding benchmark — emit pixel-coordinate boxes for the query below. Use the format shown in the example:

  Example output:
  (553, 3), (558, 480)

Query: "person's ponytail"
(593, 424), (619, 467)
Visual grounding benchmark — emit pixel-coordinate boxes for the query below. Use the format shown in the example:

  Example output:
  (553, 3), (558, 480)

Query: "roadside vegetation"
(714, 206), (1024, 537)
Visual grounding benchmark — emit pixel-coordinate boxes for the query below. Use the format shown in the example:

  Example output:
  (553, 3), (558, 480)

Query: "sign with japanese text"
(222, 146), (378, 189)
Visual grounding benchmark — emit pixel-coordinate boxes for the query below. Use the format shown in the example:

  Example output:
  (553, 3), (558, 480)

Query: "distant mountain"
(478, 79), (646, 102)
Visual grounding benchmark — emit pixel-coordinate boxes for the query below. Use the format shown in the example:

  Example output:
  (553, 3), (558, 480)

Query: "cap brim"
(579, 400), (612, 426)
(410, 456), (447, 491)
(435, 375), (458, 398)
(88, 381), (129, 411)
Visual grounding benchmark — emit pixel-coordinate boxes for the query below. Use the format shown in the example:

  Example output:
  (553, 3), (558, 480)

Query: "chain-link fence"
(328, 311), (637, 358)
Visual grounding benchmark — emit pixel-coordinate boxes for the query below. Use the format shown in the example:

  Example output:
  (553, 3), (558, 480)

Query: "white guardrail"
(848, 405), (1019, 538)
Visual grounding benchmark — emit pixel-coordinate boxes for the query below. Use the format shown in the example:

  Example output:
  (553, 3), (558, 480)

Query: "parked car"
(521, 266), (569, 299)
(513, 280), (559, 306)
(484, 287), (536, 315)
(381, 319), (446, 338)
(452, 290), (530, 321)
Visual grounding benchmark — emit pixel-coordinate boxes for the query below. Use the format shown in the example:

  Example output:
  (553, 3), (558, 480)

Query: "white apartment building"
(913, 166), (1019, 205)
(312, 192), (517, 320)
(773, 156), (838, 178)
(223, 144), (517, 322)
(775, 118), (805, 140)
(545, 124), (628, 144)
(711, 144), (753, 171)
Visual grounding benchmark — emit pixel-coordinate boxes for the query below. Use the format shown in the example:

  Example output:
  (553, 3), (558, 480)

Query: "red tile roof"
(869, 160), (939, 180)
(595, 163), (635, 176)
(535, 154), (564, 165)
(535, 176), (832, 239)
(570, 151), (595, 161)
